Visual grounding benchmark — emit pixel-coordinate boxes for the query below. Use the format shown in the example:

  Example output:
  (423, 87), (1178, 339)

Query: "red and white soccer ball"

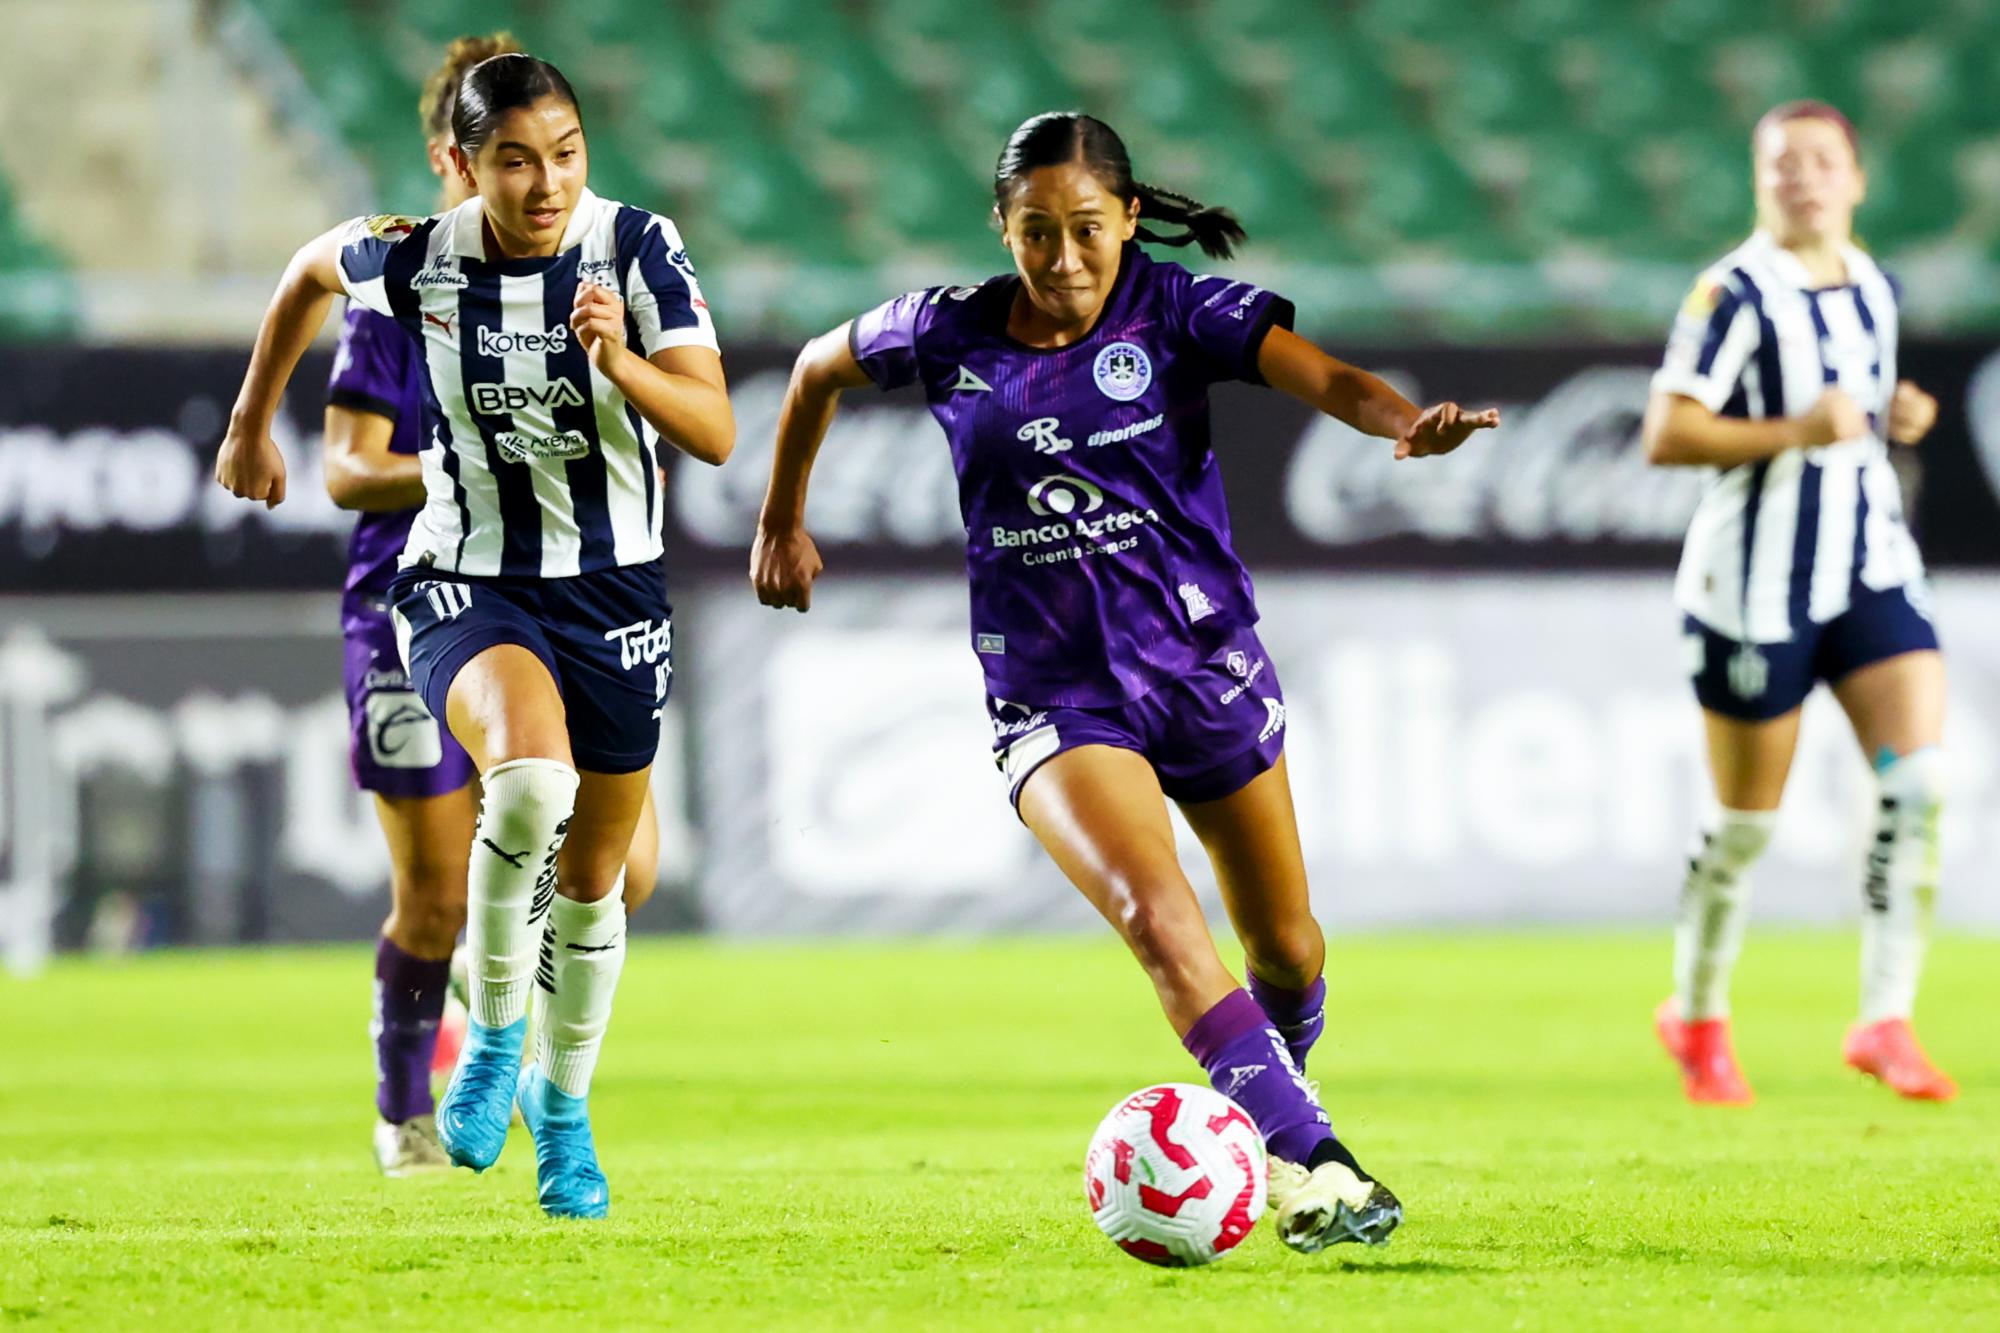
(1083, 1083), (1267, 1267)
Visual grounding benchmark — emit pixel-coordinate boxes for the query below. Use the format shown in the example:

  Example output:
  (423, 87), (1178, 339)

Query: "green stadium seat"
(1264, 29), (1402, 150)
(1508, 132), (1654, 248)
(705, 137), (858, 263)
(1559, 36), (1718, 138)
(1426, 38), (1557, 136)
(1650, 132), (1756, 261)
(1862, 134), (1964, 247)
(1333, 130), (1490, 249)
(630, 45), (758, 145)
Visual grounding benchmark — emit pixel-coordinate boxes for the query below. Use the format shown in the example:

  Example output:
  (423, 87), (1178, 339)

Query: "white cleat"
(373, 1114), (451, 1178)
(1267, 1157), (1403, 1252)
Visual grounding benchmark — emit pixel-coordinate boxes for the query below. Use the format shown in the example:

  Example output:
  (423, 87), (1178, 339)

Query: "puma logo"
(480, 838), (528, 868)
(423, 311), (455, 335)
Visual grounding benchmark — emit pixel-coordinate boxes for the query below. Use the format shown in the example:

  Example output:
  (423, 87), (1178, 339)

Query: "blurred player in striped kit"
(321, 33), (663, 1179)
(754, 113), (1496, 1252)
(219, 53), (733, 1216)
(1644, 101), (1952, 1104)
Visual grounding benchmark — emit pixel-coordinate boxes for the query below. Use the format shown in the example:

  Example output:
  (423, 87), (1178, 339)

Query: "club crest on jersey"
(1093, 341), (1152, 402)
(471, 378), (587, 414)
(496, 429), (591, 464)
(578, 258), (617, 286)
(1017, 417), (1072, 455)
(477, 324), (571, 356)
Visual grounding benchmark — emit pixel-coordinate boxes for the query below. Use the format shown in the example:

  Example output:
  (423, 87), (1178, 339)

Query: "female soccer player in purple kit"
(219, 53), (732, 1218)
(752, 113), (1496, 1252)
(324, 33), (663, 1178)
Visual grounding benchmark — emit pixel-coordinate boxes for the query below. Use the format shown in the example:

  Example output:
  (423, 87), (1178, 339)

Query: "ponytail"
(1132, 182), (1245, 261)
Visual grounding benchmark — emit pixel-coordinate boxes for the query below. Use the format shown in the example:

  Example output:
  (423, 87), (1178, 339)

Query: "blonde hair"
(419, 31), (523, 140)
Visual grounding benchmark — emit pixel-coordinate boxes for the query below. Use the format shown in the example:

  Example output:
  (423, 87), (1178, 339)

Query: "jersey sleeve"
(847, 288), (936, 391)
(326, 305), (410, 421)
(1171, 270), (1296, 385)
(1652, 271), (1760, 413)
(620, 213), (719, 356)
(335, 214), (428, 318)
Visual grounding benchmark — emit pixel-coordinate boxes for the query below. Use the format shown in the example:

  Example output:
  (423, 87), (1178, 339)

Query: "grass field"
(4, 931), (1996, 1330)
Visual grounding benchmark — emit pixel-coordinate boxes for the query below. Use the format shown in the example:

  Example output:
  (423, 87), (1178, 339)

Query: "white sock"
(1859, 747), (1946, 1023)
(1673, 807), (1776, 1020)
(467, 758), (579, 1030)
(536, 890), (627, 1097)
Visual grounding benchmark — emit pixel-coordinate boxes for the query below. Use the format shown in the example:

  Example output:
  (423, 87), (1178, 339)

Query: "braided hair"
(993, 112), (1246, 260)
(418, 31), (523, 140)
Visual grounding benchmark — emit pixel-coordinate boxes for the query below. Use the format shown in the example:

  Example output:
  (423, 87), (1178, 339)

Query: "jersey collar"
(1748, 228), (1877, 292)
(447, 189), (602, 261)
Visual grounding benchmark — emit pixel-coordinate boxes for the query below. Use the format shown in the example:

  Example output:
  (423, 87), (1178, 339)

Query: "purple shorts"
(989, 626), (1287, 810)
(342, 595), (477, 799)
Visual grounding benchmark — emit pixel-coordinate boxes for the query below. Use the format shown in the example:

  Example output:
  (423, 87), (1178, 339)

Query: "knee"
(1112, 882), (1201, 972)
(391, 865), (467, 953)
(1877, 746), (1947, 818)
(1708, 807), (1777, 867)
(1246, 921), (1323, 987)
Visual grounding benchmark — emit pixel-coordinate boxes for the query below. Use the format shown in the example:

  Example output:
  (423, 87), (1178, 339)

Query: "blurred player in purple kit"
(753, 113), (1495, 1252)
(324, 33), (665, 1179)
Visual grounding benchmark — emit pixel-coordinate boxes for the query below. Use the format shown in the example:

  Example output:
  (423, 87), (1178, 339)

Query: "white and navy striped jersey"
(1652, 230), (1924, 643)
(335, 189), (717, 579)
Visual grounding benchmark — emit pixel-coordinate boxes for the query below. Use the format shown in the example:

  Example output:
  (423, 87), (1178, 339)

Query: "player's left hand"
(571, 282), (627, 370)
(1395, 402), (1500, 459)
(1887, 380), (1937, 447)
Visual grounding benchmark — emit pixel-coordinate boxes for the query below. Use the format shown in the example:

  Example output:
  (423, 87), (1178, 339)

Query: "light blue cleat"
(434, 1016), (526, 1171)
(515, 1065), (610, 1219)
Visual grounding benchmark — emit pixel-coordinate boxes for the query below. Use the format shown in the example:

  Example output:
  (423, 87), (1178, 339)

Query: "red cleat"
(1655, 998), (1754, 1105)
(1843, 1018), (1958, 1102)
(431, 1000), (467, 1079)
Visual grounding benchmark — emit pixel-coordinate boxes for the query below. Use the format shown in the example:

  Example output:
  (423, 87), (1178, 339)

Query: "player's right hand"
(751, 523), (824, 612)
(214, 426), (288, 508)
(1798, 388), (1870, 447)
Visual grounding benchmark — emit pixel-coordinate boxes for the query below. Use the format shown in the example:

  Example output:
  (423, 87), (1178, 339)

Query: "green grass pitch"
(4, 931), (1996, 1330)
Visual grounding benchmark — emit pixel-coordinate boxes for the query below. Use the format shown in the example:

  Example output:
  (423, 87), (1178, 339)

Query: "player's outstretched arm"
(215, 225), (350, 507)
(1643, 388), (1867, 467)
(1255, 326), (1498, 460)
(750, 322), (873, 612)
(570, 283), (735, 466)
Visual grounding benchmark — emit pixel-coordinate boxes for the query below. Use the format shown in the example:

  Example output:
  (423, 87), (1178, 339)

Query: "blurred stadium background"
(3, 0), (1999, 972)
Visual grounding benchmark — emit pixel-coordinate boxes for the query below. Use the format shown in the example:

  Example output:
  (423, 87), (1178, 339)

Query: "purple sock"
(1248, 971), (1326, 1073)
(1182, 988), (1332, 1166)
(373, 937), (449, 1124)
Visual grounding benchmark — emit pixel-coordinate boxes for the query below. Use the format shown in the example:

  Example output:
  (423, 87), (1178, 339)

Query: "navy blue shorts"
(989, 625), (1287, 810)
(1686, 581), (1939, 722)
(388, 559), (673, 774)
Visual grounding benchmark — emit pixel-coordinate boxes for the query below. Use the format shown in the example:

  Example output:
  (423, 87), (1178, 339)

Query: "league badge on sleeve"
(1682, 275), (1725, 318)
(1093, 341), (1153, 402)
(359, 214), (424, 241)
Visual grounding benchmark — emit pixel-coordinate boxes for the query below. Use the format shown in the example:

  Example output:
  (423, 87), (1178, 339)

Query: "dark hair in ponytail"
(451, 52), (581, 154)
(993, 112), (1246, 261)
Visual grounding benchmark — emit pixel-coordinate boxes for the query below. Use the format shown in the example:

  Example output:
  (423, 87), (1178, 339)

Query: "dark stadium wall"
(4, 340), (1998, 592)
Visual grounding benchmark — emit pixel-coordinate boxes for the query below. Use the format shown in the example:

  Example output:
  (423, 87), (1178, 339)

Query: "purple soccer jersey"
(327, 302), (476, 798)
(327, 304), (427, 611)
(850, 244), (1294, 707)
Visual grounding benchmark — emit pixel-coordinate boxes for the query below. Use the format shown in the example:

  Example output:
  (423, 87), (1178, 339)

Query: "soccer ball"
(1083, 1083), (1267, 1267)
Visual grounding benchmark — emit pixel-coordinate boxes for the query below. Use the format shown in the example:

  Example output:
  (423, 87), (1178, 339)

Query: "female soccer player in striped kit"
(1645, 101), (1952, 1104)
(753, 113), (1496, 1252)
(322, 33), (664, 1178)
(218, 53), (733, 1216)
